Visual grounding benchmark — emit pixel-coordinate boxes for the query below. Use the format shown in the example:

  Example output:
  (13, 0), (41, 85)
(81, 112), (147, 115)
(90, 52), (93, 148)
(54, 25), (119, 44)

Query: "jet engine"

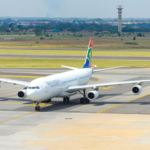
(132, 85), (142, 95)
(18, 90), (27, 99)
(87, 91), (99, 100)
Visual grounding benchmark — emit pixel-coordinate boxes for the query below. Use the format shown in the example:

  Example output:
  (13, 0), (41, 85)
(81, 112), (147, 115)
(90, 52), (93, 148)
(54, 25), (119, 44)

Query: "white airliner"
(0, 38), (149, 111)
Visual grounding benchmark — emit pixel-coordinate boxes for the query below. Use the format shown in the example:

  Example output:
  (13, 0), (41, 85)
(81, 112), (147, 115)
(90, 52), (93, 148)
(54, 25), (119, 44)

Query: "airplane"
(0, 38), (150, 111)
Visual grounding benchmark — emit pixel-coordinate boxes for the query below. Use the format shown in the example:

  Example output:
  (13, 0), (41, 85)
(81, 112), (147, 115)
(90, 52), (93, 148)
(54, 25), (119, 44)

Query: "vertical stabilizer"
(83, 38), (93, 68)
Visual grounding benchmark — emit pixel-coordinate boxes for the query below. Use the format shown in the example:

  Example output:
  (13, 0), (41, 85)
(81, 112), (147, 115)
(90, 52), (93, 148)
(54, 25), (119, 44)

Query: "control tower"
(117, 5), (123, 33)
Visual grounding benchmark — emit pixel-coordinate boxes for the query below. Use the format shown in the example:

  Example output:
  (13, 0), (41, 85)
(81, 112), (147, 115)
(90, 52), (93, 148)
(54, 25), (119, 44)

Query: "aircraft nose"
(27, 89), (37, 101)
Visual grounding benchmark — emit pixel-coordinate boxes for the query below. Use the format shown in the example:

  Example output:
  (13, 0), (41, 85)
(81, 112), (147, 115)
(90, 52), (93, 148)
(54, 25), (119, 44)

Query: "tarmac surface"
(0, 54), (150, 60)
(1, 68), (150, 149)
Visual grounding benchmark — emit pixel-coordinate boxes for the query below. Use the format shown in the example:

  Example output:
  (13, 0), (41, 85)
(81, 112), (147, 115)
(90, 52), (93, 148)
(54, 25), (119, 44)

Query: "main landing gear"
(80, 90), (90, 104)
(35, 101), (40, 111)
(63, 97), (70, 103)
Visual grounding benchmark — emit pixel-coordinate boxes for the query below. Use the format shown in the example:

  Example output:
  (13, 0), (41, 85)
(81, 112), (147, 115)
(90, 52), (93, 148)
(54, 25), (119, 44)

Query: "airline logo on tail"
(83, 38), (93, 68)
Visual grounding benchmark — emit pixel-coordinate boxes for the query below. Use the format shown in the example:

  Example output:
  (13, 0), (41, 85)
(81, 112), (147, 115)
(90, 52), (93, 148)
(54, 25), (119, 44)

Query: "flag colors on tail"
(83, 38), (93, 68)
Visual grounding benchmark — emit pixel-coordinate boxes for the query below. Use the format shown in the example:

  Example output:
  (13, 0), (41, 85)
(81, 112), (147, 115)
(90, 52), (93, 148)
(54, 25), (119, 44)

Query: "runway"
(0, 54), (150, 60)
(1, 68), (150, 149)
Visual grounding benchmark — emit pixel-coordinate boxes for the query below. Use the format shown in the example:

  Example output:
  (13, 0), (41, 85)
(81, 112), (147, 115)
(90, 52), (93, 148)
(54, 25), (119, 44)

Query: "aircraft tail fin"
(83, 38), (93, 68)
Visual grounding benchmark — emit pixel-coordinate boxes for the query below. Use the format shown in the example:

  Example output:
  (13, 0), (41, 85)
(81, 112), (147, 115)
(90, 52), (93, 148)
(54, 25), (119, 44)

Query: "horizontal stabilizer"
(61, 65), (79, 70)
(93, 66), (123, 72)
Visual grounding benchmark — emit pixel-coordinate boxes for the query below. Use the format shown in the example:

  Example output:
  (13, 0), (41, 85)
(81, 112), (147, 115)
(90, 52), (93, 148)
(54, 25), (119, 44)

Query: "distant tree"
(9, 23), (13, 27)
(45, 33), (49, 37)
(68, 27), (77, 32)
(79, 34), (83, 37)
(137, 33), (142, 37)
(35, 28), (41, 36)
(36, 41), (39, 44)
(118, 32), (121, 36)
(133, 36), (136, 40)
(58, 26), (63, 31)
(50, 34), (53, 37)
(40, 37), (45, 40)
(94, 32), (99, 36)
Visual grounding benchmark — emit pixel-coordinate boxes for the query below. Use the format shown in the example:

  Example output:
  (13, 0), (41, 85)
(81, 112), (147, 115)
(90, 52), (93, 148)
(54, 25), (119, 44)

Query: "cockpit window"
(28, 86), (40, 89)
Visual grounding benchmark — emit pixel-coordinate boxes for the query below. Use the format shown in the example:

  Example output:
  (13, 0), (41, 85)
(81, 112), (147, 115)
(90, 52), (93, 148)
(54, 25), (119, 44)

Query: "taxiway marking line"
(96, 77), (100, 82)
(0, 111), (37, 124)
(5, 102), (23, 105)
(97, 93), (150, 113)
(0, 103), (52, 124)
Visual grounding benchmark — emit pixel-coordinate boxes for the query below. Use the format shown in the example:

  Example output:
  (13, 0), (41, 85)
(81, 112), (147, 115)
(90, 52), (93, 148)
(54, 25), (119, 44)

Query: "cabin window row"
(28, 87), (40, 89)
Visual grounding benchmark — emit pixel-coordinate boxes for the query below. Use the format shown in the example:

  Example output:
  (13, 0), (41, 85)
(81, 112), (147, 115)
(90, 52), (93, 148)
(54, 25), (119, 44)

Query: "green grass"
(0, 58), (150, 68)
(1, 49), (150, 57)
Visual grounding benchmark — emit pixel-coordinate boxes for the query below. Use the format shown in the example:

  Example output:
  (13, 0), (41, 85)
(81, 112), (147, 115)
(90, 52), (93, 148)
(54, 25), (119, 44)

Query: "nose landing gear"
(35, 101), (41, 111)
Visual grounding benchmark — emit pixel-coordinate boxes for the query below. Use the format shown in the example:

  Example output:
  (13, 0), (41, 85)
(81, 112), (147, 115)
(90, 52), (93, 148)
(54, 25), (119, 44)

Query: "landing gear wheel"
(80, 90), (90, 104)
(63, 97), (70, 103)
(35, 101), (41, 111)
(66, 97), (70, 103)
(63, 97), (67, 103)
(37, 106), (40, 111)
(85, 98), (90, 104)
(48, 99), (51, 103)
(80, 98), (85, 104)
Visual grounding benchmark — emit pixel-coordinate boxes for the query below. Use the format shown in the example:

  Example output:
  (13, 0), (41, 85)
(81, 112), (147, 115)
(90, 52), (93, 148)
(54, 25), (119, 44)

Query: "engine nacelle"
(87, 91), (99, 100)
(18, 90), (27, 99)
(132, 85), (142, 95)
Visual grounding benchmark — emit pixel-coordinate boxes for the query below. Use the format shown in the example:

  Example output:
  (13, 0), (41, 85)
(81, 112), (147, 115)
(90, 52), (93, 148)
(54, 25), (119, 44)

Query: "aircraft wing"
(93, 66), (123, 72)
(0, 78), (30, 86)
(61, 65), (79, 70)
(65, 80), (150, 92)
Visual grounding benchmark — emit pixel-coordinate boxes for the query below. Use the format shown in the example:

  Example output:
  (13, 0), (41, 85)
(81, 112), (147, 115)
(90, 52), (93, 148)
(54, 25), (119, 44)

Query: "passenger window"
(36, 86), (40, 89)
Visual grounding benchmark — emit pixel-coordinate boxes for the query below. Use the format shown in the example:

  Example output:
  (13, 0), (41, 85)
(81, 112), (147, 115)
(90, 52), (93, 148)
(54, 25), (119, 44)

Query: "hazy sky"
(0, 0), (149, 18)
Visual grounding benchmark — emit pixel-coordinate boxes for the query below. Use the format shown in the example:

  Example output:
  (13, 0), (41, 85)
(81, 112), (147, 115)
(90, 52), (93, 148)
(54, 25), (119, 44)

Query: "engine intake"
(87, 91), (99, 100)
(18, 90), (27, 99)
(132, 85), (142, 95)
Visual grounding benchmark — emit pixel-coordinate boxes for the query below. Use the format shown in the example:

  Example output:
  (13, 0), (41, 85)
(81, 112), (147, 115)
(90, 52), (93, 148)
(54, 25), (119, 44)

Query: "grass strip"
(0, 75), (41, 79)
(1, 50), (150, 57)
(0, 58), (150, 68)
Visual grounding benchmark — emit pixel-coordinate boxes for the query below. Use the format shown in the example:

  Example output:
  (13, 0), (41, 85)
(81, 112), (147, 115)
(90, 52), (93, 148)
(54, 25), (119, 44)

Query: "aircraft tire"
(38, 106), (41, 111)
(80, 98), (84, 104)
(63, 97), (67, 103)
(85, 99), (90, 104)
(66, 97), (70, 103)
(35, 106), (38, 111)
